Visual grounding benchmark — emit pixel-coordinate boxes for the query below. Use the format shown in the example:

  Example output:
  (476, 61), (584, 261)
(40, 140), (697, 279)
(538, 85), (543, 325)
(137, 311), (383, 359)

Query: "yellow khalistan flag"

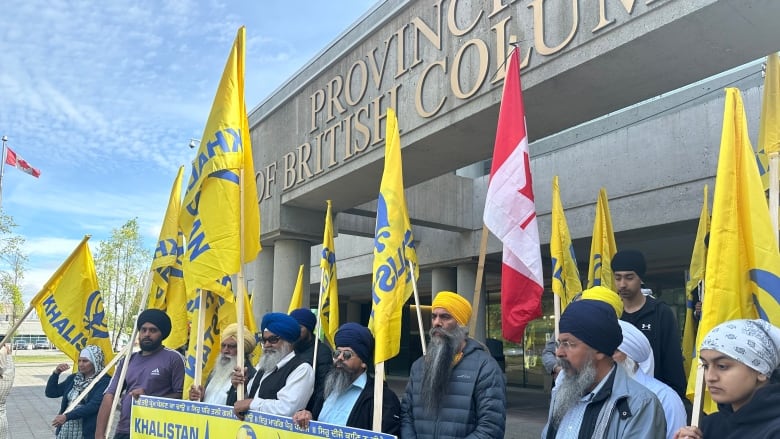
(179, 26), (260, 301)
(756, 52), (780, 190)
(368, 108), (419, 364)
(31, 236), (115, 368)
(147, 166), (188, 350)
(287, 265), (305, 313)
(686, 88), (780, 413)
(586, 188), (617, 290)
(550, 176), (582, 311)
(682, 185), (709, 377)
(319, 200), (339, 348)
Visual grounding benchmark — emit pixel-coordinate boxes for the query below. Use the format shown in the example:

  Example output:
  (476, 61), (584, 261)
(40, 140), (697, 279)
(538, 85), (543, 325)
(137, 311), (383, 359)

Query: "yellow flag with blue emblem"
(682, 185), (709, 377)
(319, 200), (339, 348)
(287, 265), (305, 314)
(147, 166), (188, 350)
(551, 176), (582, 311)
(179, 26), (261, 301)
(587, 188), (617, 290)
(31, 236), (115, 368)
(368, 108), (419, 364)
(687, 88), (780, 413)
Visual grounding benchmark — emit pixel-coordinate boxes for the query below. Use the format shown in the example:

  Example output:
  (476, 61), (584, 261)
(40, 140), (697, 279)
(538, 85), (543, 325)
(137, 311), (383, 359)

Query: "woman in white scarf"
(45, 345), (111, 439)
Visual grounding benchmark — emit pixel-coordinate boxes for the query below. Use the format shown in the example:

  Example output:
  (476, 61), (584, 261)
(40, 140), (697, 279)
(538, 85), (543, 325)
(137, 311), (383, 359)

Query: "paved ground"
(6, 354), (549, 438)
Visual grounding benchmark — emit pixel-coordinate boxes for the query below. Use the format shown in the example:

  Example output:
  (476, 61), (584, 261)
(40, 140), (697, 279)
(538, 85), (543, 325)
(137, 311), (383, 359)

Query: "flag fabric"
(483, 48), (544, 343)
(550, 176), (582, 312)
(586, 188), (618, 290)
(147, 166), (188, 350)
(31, 236), (114, 367)
(367, 107), (419, 363)
(287, 265), (305, 313)
(4, 147), (41, 178)
(686, 88), (780, 413)
(682, 185), (709, 377)
(319, 200), (339, 348)
(179, 26), (261, 301)
(755, 53), (780, 189)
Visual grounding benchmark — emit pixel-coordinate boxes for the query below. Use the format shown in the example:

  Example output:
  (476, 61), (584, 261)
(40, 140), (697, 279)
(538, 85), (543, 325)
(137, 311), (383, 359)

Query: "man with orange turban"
(400, 291), (506, 438)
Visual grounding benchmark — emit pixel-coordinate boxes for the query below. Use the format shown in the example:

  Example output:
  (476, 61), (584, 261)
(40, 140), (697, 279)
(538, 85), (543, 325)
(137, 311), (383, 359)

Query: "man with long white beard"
(292, 323), (401, 434)
(232, 312), (314, 418)
(615, 320), (686, 439)
(542, 300), (665, 438)
(401, 291), (505, 438)
(189, 323), (257, 406)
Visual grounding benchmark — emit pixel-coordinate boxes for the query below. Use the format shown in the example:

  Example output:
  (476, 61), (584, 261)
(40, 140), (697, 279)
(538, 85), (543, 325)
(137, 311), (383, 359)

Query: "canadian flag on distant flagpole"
(4, 146), (41, 178)
(483, 48), (543, 343)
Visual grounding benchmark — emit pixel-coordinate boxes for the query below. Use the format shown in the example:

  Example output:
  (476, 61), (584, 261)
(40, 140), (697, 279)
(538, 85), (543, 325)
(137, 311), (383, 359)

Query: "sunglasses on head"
(332, 349), (356, 360)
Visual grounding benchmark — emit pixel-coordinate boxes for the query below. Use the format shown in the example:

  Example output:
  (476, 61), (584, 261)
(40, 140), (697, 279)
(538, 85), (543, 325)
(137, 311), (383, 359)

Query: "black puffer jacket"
(700, 383), (780, 438)
(400, 338), (506, 438)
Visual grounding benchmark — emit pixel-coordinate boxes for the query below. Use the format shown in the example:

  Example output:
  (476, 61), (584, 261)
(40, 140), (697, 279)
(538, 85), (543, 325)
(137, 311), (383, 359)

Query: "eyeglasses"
(555, 340), (579, 350)
(261, 335), (281, 345)
(220, 343), (238, 350)
(332, 349), (356, 361)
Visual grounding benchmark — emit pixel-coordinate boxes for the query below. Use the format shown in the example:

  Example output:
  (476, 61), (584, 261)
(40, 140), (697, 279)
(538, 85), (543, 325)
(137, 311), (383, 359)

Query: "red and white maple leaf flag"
(483, 48), (543, 343)
(5, 147), (41, 178)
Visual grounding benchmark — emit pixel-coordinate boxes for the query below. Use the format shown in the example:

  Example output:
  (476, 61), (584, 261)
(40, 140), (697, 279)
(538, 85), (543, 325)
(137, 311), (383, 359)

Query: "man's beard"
(616, 356), (637, 379)
(205, 354), (237, 404)
(421, 325), (467, 414)
(551, 354), (597, 427)
(258, 342), (292, 372)
(323, 363), (360, 399)
(139, 337), (162, 352)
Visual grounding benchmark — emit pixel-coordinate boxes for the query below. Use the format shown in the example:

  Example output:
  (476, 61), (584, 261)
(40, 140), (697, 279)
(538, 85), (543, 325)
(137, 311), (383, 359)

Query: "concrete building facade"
(245, 0), (780, 386)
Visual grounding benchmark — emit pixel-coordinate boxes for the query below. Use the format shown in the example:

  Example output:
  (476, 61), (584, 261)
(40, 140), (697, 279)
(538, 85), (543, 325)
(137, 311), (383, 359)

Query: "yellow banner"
(319, 200), (339, 348)
(586, 188), (617, 290)
(287, 265), (305, 313)
(132, 396), (396, 438)
(682, 185), (709, 377)
(550, 176), (582, 311)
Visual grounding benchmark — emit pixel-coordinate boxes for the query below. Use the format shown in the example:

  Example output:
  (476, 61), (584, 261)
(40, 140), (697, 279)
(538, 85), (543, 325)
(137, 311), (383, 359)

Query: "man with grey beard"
(542, 300), (665, 438)
(292, 323), (400, 434)
(189, 323), (257, 406)
(231, 312), (314, 418)
(401, 291), (506, 438)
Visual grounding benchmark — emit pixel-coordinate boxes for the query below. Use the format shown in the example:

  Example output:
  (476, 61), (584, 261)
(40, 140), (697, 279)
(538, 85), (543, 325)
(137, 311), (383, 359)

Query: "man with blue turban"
(232, 312), (314, 418)
(542, 300), (666, 438)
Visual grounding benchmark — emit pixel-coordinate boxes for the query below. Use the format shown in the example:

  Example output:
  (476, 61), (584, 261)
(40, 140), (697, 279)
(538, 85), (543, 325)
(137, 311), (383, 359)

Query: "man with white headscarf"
(615, 321), (685, 439)
(675, 319), (780, 439)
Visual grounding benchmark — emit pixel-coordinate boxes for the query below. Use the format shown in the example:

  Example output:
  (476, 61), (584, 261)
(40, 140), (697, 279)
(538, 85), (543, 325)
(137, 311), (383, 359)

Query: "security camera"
(188, 139), (200, 149)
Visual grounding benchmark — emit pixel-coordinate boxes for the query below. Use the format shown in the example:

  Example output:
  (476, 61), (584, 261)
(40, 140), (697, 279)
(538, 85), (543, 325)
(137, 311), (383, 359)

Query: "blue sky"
(0, 0), (377, 302)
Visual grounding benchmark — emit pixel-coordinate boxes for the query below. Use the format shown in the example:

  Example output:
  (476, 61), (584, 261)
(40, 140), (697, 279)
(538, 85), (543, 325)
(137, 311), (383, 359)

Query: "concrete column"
(250, 248), (275, 322)
(431, 267), (457, 298)
(457, 264), (486, 342)
(272, 239), (312, 311)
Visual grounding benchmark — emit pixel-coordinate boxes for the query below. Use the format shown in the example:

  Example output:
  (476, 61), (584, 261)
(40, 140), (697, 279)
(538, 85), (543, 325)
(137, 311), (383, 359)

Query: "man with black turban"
(95, 309), (185, 439)
(542, 300), (666, 438)
(292, 323), (401, 434)
(232, 312), (314, 418)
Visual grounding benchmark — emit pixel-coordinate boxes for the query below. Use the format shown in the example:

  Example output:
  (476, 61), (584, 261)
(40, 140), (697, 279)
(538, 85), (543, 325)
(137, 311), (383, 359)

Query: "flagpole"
(312, 266), (327, 378)
(770, 153), (779, 240)
(690, 361), (707, 427)
(410, 260), (426, 356)
(193, 289), (207, 388)
(106, 269), (153, 438)
(372, 361), (384, 432)
(0, 135), (7, 210)
(469, 224), (490, 336)
(64, 343), (130, 413)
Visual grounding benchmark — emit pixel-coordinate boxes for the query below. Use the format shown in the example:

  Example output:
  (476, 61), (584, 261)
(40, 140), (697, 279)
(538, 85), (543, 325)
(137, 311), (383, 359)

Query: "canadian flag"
(483, 48), (543, 343)
(4, 147), (41, 178)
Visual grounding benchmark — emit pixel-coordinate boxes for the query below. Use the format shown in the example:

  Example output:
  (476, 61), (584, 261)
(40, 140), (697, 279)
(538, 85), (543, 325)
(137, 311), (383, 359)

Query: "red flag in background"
(483, 48), (543, 343)
(4, 147), (41, 178)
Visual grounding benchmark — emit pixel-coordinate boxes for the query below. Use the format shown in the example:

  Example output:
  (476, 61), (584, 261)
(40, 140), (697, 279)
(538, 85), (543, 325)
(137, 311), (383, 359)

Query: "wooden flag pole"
(106, 270), (153, 438)
(410, 260), (426, 356)
(372, 361), (385, 432)
(193, 289), (207, 389)
(553, 294), (561, 339)
(0, 304), (36, 347)
(770, 152), (779, 242)
(236, 166), (248, 401)
(690, 360), (707, 427)
(469, 224), (490, 336)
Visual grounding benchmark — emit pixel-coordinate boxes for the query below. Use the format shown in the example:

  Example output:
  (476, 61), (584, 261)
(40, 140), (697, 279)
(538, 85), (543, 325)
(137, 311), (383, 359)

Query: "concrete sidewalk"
(6, 363), (549, 438)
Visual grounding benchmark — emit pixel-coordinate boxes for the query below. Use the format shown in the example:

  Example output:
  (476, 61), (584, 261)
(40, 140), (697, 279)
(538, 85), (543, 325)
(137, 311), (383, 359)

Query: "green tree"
(95, 218), (149, 350)
(0, 210), (27, 326)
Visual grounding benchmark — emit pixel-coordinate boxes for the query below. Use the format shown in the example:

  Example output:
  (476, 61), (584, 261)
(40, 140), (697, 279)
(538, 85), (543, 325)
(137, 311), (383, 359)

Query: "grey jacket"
(543, 364), (666, 439)
(400, 338), (506, 439)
